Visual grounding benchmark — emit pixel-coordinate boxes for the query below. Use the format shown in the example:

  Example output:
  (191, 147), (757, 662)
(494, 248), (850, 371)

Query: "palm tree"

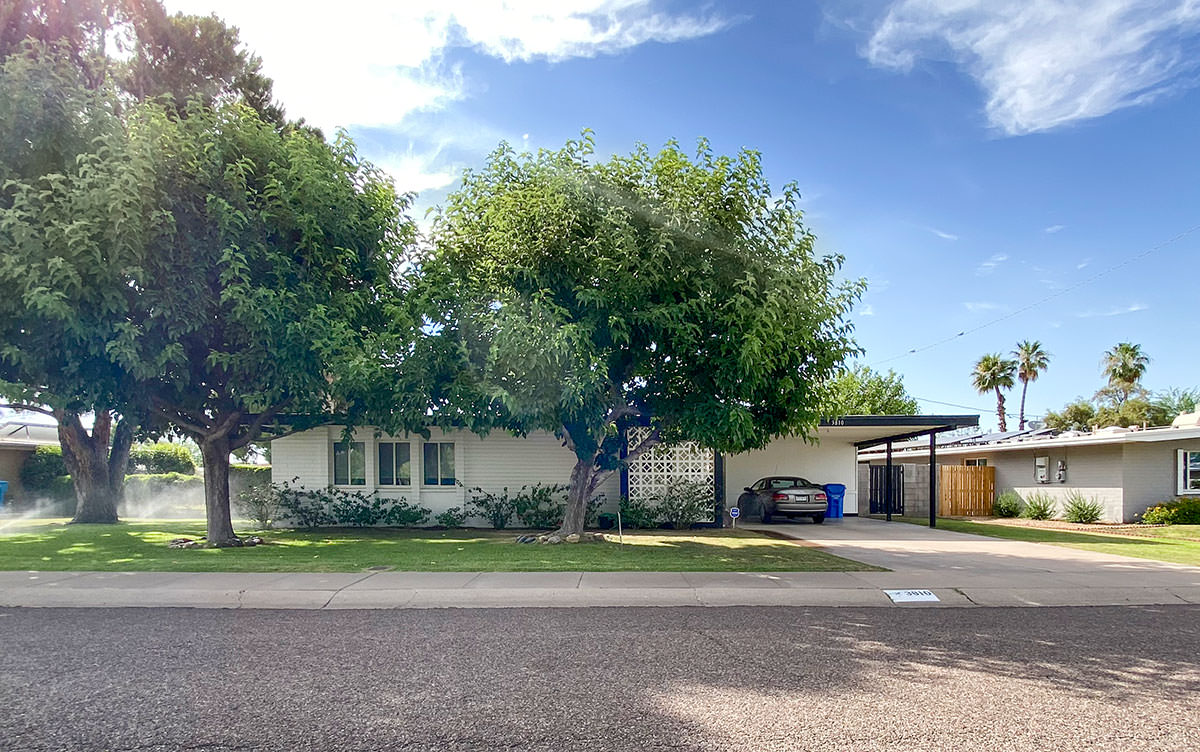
(1013, 340), (1050, 430)
(972, 353), (1017, 432)
(1101, 342), (1150, 405)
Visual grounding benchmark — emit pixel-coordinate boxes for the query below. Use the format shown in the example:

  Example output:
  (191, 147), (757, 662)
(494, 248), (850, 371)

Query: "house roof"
(815, 415), (979, 448)
(858, 422), (1200, 461)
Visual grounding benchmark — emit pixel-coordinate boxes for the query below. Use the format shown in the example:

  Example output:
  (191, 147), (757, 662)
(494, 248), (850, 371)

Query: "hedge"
(129, 443), (196, 475)
(19, 446), (66, 491)
(230, 464), (271, 497)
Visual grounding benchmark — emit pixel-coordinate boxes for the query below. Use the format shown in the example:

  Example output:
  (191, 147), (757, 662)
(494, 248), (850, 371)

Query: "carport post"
(884, 440), (893, 522)
(929, 432), (937, 529)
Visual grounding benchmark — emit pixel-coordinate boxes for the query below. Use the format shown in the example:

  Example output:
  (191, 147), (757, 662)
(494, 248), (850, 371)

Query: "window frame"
(964, 458), (988, 467)
(332, 440), (366, 487)
(377, 441), (412, 487)
(1178, 450), (1200, 495)
(422, 441), (456, 487)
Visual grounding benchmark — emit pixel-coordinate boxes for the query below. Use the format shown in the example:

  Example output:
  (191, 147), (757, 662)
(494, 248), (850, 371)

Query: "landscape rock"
(565, 533), (580, 544)
(547, 535), (562, 545)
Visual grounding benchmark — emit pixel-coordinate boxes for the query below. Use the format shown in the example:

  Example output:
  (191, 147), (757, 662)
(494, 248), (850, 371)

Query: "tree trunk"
(558, 457), (596, 537)
(995, 388), (1008, 432)
(1018, 380), (1029, 431)
(57, 409), (132, 524)
(200, 434), (239, 546)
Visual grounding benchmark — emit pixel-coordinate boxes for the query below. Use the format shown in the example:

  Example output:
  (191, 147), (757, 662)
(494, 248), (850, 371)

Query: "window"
(378, 442), (412, 486)
(1179, 450), (1200, 495)
(965, 458), (988, 467)
(333, 441), (365, 486)
(423, 442), (455, 486)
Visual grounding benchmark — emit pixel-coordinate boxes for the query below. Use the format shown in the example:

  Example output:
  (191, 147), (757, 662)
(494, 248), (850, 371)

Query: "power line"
(912, 395), (1043, 420)
(870, 221), (1200, 367)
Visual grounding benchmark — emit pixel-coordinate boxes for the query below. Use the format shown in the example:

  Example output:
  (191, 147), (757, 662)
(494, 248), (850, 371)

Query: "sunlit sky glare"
(164, 1), (1200, 430)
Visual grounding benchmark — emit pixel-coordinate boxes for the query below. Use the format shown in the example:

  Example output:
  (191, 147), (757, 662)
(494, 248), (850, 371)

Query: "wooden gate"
(938, 466), (995, 516)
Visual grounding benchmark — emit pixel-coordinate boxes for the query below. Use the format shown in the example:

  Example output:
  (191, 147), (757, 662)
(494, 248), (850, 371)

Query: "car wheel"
(811, 513), (825, 524)
(761, 508), (773, 524)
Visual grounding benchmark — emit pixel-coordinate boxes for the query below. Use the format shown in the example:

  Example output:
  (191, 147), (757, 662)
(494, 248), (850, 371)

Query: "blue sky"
(167, 0), (1200, 430)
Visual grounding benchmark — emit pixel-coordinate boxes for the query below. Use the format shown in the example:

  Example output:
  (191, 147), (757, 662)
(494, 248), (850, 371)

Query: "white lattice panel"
(625, 426), (714, 503)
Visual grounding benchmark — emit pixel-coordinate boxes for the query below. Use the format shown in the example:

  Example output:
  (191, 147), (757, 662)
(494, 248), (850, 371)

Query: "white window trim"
(1178, 449), (1200, 495)
(422, 441), (457, 488)
(332, 440), (367, 487)
(377, 440), (412, 487)
(964, 458), (987, 467)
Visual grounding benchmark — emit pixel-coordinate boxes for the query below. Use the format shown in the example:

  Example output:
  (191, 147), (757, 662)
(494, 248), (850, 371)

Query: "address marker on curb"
(884, 589), (939, 603)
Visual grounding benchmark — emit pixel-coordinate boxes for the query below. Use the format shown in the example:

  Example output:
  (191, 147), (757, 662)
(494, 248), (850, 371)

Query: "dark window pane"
(439, 443), (455, 485)
(350, 442), (366, 485)
(397, 443), (411, 485)
(333, 443), (348, 486)
(378, 443), (394, 485)
(424, 443), (439, 485)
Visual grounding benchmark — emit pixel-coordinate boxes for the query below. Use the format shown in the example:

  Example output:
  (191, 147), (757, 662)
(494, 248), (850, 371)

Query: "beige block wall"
(724, 436), (857, 514)
(1122, 440), (1200, 520)
(271, 426), (619, 525)
(984, 446), (1125, 521)
(0, 447), (32, 504)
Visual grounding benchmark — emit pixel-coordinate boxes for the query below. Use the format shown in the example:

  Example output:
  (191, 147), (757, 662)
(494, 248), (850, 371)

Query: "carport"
(721, 415), (978, 527)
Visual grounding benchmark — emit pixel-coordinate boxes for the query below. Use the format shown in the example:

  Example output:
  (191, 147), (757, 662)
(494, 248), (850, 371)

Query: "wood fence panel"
(939, 466), (995, 516)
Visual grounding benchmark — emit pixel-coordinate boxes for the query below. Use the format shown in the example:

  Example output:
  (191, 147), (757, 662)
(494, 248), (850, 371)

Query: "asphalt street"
(2, 605), (1198, 751)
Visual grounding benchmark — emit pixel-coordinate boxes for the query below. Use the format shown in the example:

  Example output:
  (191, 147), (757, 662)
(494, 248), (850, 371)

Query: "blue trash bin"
(823, 483), (846, 518)
(0, 480), (8, 508)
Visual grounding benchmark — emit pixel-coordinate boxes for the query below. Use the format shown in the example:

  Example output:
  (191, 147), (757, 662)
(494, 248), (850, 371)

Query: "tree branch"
(0, 403), (56, 418)
(230, 405), (285, 450)
(151, 399), (210, 437)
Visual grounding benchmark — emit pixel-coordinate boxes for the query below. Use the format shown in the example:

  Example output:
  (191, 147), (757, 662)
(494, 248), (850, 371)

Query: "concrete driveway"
(749, 516), (1200, 604)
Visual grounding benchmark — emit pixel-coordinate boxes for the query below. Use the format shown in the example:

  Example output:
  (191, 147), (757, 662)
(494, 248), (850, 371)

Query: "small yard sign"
(883, 589), (940, 603)
(729, 506), (740, 529)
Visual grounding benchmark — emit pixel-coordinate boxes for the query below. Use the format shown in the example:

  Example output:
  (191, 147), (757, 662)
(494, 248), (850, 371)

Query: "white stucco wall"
(271, 426), (619, 525)
(723, 436), (858, 515)
(1122, 440), (1200, 520)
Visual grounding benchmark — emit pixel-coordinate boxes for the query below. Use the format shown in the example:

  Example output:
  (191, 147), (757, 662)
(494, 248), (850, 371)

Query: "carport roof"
(815, 415), (979, 448)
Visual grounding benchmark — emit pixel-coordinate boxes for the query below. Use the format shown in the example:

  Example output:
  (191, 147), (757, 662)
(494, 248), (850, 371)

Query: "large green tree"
(822, 366), (918, 416)
(0, 1), (280, 522)
(1013, 340), (1050, 430)
(429, 135), (863, 537)
(971, 353), (1017, 432)
(1043, 398), (1096, 432)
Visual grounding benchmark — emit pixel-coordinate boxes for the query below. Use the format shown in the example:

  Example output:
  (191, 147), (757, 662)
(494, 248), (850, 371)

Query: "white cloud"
(1044, 224), (1065, 234)
(859, 303), (875, 316)
(166, 0), (730, 131)
(928, 227), (958, 240)
(964, 301), (1001, 312)
(375, 146), (461, 194)
(864, 1), (1200, 135)
(1077, 302), (1149, 318)
(1076, 258), (1092, 270)
(975, 253), (1008, 275)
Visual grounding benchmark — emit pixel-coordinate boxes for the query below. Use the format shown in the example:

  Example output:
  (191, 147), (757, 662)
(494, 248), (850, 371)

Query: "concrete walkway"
(2, 517), (1198, 610)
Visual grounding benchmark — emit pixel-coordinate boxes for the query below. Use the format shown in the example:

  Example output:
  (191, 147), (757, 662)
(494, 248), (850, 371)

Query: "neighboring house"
(858, 414), (1200, 522)
(0, 419), (60, 506)
(269, 416), (977, 525)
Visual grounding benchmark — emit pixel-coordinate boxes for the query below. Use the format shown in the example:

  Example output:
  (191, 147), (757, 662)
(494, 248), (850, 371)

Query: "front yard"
(0, 519), (880, 573)
(896, 517), (1200, 567)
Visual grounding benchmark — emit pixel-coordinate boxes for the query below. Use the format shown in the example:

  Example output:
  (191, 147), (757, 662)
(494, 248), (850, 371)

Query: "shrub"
(618, 495), (659, 529)
(435, 506), (469, 528)
(236, 484), (282, 529)
(230, 464), (271, 498)
(468, 487), (516, 529)
(993, 491), (1023, 518)
(272, 481), (431, 527)
(275, 480), (335, 528)
(129, 443), (196, 475)
(1022, 492), (1058, 520)
(20, 446), (66, 490)
(511, 483), (568, 529)
(1142, 497), (1200, 525)
(597, 512), (617, 530)
(653, 480), (713, 529)
(121, 473), (206, 517)
(1063, 492), (1104, 524)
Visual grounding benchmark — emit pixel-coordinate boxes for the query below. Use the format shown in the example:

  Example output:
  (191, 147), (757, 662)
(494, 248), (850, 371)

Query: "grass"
(0, 519), (880, 573)
(894, 516), (1200, 567)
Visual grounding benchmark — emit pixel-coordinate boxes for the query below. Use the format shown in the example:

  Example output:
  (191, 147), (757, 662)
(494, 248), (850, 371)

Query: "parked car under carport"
(737, 476), (829, 523)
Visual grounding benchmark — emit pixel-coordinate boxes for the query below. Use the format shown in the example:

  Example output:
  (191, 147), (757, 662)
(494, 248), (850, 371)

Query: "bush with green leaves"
(236, 484), (282, 530)
(511, 483), (569, 528)
(19, 446), (66, 491)
(653, 480), (714, 529)
(1141, 497), (1200, 525)
(129, 443), (196, 475)
(1063, 492), (1104, 524)
(435, 506), (469, 528)
(1021, 492), (1058, 520)
(618, 495), (660, 529)
(467, 487), (517, 529)
(993, 491), (1023, 518)
(275, 480), (335, 528)
(272, 481), (430, 528)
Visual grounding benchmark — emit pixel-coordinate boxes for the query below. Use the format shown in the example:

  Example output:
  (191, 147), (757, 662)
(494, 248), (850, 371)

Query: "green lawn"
(0, 519), (880, 573)
(896, 517), (1200, 567)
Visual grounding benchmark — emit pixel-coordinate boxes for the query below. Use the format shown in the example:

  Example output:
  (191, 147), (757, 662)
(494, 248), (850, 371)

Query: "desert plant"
(618, 495), (660, 529)
(653, 480), (713, 529)
(1141, 497), (1200, 525)
(468, 487), (516, 529)
(236, 484), (282, 529)
(511, 483), (568, 528)
(1063, 492), (1104, 524)
(1022, 492), (1058, 520)
(993, 491), (1024, 518)
(435, 506), (469, 528)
